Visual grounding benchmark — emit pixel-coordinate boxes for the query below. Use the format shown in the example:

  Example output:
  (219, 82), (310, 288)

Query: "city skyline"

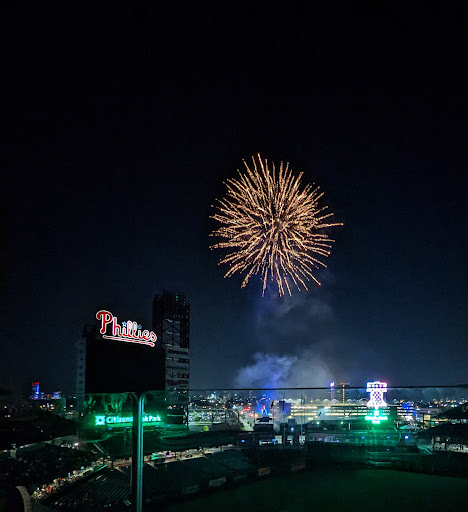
(2, 4), (467, 393)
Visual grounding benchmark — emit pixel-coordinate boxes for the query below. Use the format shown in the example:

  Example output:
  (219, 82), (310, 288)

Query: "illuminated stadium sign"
(365, 409), (388, 424)
(366, 381), (387, 408)
(366, 381), (388, 424)
(94, 414), (162, 427)
(96, 310), (157, 347)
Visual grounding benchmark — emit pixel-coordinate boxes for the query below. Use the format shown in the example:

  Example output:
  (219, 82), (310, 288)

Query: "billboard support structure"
(130, 392), (144, 512)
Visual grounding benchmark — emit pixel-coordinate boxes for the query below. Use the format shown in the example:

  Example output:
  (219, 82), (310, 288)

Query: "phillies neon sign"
(96, 310), (157, 347)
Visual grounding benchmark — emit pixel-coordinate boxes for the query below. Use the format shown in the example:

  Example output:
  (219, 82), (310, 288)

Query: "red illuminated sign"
(96, 310), (156, 347)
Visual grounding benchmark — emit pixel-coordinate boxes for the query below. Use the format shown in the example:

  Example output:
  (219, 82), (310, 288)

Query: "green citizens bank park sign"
(94, 414), (162, 427)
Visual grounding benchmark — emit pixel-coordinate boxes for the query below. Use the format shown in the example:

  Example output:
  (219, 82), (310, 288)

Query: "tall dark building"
(337, 381), (350, 403)
(152, 291), (190, 391)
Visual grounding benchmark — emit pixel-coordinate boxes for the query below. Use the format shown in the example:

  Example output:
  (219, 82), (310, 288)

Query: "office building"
(152, 291), (190, 391)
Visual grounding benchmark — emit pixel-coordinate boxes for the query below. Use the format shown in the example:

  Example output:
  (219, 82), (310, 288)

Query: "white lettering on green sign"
(365, 409), (388, 424)
(94, 414), (162, 426)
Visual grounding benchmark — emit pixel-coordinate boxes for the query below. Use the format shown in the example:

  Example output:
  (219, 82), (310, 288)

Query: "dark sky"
(2, 3), (467, 393)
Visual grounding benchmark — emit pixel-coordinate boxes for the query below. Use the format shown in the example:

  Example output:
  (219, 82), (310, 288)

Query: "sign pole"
(130, 392), (144, 512)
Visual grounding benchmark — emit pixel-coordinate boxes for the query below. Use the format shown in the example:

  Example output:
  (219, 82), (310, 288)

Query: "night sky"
(2, 3), (467, 393)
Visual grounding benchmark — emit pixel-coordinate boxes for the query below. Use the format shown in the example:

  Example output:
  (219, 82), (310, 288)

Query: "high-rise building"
(152, 291), (190, 391)
(76, 337), (86, 395)
(337, 381), (350, 403)
(32, 381), (40, 400)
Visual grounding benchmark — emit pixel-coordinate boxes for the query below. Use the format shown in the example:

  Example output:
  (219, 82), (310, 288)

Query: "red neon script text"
(96, 310), (157, 347)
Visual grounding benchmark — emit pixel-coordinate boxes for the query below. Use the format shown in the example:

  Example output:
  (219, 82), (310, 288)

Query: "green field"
(159, 469), (468, 512)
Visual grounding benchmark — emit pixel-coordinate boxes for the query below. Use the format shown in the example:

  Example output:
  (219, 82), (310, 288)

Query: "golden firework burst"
(210, 154), (341, 296)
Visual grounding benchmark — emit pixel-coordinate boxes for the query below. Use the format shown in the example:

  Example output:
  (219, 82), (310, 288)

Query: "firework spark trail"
(211, 154), (342, 296)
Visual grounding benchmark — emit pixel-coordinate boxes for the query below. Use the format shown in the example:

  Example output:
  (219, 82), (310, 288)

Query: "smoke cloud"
(234, 276), (340, 389)
(234, 349), (332, 389)
(235, 353), (297, 389)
